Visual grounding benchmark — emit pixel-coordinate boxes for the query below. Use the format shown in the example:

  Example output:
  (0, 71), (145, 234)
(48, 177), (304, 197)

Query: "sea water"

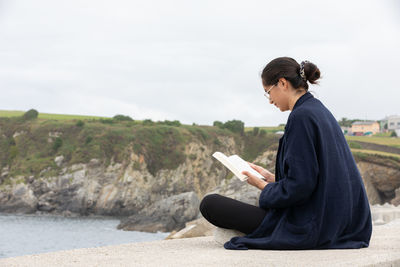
(0, 213), (169, 258)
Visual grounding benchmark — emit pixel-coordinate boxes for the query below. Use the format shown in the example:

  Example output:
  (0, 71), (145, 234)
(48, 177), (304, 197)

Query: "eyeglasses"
(264, 84), (276, 100)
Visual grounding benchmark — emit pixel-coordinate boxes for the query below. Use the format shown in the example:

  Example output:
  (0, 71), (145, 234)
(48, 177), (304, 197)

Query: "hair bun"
(261, 57), (321, 91)
(303, 61), (321, 84)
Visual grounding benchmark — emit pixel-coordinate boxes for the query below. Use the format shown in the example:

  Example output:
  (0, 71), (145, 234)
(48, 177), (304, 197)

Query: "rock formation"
(0, 138), (238, 221)
(117, 192), (200, 232)
(357, 160), (400, 204)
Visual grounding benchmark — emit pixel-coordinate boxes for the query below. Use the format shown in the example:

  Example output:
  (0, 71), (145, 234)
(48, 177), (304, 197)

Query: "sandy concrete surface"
(1, 220), (400, 267)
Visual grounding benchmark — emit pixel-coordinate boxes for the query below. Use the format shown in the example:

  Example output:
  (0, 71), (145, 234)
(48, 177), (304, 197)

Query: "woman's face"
(263, 79), (290, 112)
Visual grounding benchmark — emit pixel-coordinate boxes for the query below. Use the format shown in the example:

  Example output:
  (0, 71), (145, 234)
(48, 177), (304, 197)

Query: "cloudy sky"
(0, 0), (399, 126)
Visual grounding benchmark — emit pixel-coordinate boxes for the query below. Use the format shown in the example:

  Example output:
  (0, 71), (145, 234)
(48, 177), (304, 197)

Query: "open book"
(212, 152), (265, 182)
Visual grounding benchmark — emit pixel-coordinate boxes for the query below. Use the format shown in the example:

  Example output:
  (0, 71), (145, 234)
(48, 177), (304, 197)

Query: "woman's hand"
(248, 162), (275, 183)
(242, 170), (268, 190)
(241, 163), (275, 191)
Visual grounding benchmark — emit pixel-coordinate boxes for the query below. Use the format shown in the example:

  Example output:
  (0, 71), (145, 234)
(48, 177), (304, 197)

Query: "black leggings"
(199, 194), (267, 235)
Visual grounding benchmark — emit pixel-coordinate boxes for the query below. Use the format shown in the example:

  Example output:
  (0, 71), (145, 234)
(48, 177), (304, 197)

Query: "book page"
(212, 152), (265, 181)
(212, 152), (245, 180)
(228, 155), (265, 180)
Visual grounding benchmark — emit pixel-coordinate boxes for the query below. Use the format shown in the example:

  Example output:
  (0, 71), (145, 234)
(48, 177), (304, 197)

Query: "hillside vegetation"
(0, 110), (109, 121)
(1, 110), (399, 181)
(0, 111), (280, 180)
(346, 135), (400, 149)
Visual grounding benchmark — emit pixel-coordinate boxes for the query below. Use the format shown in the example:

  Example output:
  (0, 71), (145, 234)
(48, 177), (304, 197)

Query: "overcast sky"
(0, 0), (399, 126)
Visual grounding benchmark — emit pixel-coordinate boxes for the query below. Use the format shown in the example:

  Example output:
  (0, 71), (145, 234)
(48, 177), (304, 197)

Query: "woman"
(199, 57), (372, 250)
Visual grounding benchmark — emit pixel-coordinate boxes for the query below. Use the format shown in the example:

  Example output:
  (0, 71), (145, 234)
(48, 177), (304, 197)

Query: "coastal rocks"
(0, 139), (226, 217)
(166, 217), (215, 239)
(392, 188), (400, 206)
(94, 184), (121, 215)
(357, 161), (400, 204)
(0, 136), (245, 218)
(0, 183), (37, 213)
(36, 184), (80, 213)
(117, 192), (200, 232)
(0, 166), (9, 184)
(360, 171), (382, 205)
(31, 179), (51, 196)
(54, 156), (64, 167)
(34, 168), (86, 214)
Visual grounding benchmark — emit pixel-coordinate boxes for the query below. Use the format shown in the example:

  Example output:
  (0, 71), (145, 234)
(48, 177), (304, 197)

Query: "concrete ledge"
(1, 220), (400, 267)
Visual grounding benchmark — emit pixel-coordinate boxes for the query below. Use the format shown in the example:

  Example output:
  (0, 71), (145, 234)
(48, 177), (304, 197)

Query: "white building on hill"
(387, 115), (400, 130)
(380, 115), (400, 136)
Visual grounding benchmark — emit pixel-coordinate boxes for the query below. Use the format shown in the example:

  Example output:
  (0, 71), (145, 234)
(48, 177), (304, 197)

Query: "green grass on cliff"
(0, 113), (280, 179)
(352, 151), (400, 170)
(351, 149), (400, 160)
(0, 110), (109, 121)
(1, 110), (399, 181)
(345, 135), (400, 149)
(245, 126), (285, 134)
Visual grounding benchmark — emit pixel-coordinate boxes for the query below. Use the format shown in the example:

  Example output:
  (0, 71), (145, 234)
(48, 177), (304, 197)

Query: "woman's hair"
(261, 57), (321, 91)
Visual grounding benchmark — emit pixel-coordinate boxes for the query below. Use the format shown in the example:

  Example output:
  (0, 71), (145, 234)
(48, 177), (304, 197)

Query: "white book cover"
(212, 151), (265, 181)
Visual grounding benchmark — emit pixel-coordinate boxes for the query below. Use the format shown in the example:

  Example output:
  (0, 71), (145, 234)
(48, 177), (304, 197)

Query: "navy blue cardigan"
(225, 92), (372, 250)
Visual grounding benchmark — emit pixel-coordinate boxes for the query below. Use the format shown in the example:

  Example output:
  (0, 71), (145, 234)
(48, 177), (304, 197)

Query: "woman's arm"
(258, 112), (319, 209)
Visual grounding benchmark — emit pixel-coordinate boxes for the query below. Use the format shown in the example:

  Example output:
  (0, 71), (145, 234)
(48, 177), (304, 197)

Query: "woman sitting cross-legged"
(199, 57), (372, 250)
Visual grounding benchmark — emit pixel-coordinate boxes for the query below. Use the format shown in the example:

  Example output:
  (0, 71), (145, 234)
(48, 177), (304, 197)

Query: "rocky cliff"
(0, 139), (235, 216)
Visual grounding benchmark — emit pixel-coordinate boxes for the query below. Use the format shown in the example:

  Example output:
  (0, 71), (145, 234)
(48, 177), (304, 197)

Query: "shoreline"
(0, 211), (128, 220)
(1, 220), (399, 267)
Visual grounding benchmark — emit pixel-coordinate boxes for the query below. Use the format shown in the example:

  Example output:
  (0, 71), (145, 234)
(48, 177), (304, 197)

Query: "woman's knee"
(199, 193), (221, 216)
